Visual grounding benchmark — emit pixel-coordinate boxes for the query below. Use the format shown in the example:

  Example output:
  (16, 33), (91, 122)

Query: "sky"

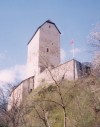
(0, 0), (100, 85)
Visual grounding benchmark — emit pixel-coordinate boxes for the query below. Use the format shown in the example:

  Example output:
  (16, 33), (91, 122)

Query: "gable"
(27, 20), (61, 45)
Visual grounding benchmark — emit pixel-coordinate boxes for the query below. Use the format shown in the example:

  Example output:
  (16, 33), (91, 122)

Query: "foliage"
(24, 76), (100, 127)
(1, 77), (100, 127)
(88, 23), (100, 76)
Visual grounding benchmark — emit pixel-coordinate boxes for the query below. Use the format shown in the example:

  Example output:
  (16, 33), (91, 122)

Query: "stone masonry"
(7, 20), (89, 110)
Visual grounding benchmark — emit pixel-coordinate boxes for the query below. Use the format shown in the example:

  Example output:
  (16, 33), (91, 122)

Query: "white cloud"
(60, 48), (67, 63)
(70, 48), (81, 54)
(0, 64), (27, 86)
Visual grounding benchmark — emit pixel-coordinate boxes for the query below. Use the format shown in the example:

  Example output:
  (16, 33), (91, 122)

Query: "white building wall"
(7, 83), (23, 110)
(7, 76), (34, 110)
(27, 30), (40, 78)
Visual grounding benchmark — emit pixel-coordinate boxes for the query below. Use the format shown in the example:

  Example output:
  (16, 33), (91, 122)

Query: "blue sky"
(0, 0), (100, 84)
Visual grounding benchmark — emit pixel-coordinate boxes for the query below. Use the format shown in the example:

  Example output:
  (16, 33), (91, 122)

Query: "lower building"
(7, 20), (91, 110)
(7, 76), (34, 110)
(7, 59), (90, 110)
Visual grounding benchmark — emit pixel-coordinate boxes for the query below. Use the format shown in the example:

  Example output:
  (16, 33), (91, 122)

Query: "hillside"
(22, 76), (100, 127)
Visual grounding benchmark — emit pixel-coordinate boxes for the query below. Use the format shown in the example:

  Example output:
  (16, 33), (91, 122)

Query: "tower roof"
(27, 20), (61, 45)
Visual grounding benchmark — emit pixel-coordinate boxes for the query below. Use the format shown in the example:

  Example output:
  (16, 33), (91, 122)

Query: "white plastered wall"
(27, 30), (40, 78)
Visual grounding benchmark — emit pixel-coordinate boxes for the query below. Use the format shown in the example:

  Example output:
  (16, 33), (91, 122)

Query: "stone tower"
(27, 20), (61, 78)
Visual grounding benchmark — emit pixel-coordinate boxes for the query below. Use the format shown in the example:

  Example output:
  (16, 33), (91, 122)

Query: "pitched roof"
(27, 20), (61, 45)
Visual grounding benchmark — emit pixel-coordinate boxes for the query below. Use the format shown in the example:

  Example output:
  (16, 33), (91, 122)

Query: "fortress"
(8, 20), (90, 110)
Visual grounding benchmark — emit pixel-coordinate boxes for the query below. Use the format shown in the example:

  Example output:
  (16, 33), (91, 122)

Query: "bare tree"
(31, 57), (76, 127)
(0, 84), (27, 127)
(88, 23), (100, 50)
(26, 102), (51, 127)
(88, 23), (100, 76)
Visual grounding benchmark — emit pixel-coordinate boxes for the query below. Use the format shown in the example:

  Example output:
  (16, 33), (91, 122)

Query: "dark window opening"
(29, 89), (32, 93)
(79, 63), (82, 71)
(47, 48), (49, 52)
(86, 66), (91, 75)
(49, 25), (51, 28)
(40, 66), (45, 73)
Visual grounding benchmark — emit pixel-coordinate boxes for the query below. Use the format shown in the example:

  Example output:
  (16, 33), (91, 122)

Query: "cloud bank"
(0, 64), (27, 86)
(70, 48), (81, 54)
(60, 48), (67, 63)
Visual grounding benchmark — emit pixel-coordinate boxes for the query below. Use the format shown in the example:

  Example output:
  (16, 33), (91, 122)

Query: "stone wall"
(7, 76), (34, 110)
(27, 21), (61, 78)
(35, 59), (83, 88)
(7, 83), (23, 110)
(7, 59), (88, 110)
(39, 22), (60, 71)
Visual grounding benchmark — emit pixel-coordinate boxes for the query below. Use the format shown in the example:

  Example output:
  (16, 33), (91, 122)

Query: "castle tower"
(27, 20), (61, 78)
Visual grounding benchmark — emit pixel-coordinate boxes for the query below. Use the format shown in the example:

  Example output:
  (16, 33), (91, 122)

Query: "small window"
(29, 89), (32, 93)
(49, 25), (51, 28)
(47, 48), (49, 52)
(52, 43), (53, 45)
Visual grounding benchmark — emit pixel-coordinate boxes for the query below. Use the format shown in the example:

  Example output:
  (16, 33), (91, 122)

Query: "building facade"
(7, 76), (34, 110)
(27, 20), (61, 78)
(8, 20), (89, 110)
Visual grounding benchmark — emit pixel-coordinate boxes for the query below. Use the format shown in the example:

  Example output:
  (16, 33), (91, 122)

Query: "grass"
(23, 76), (100, 127)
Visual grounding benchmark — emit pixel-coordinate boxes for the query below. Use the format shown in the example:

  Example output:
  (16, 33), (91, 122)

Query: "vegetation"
(88, 23), (100, 76)
(0, 76), (100, 127)
(22, 76), (100, 127)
